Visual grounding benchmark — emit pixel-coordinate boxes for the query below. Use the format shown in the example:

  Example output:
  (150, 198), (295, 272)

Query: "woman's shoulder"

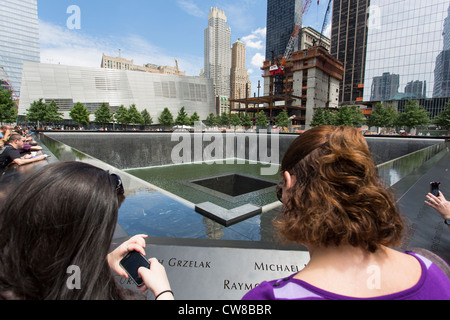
(242, 275), (327, 300)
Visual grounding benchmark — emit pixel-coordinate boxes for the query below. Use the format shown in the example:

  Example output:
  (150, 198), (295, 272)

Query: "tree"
(275, 110), (290, 127)
(311, 108), (336, 127)
(205, 113), (217, 127)
(218, 112), (230, 127)
(230, 113), (242, 127)
(26, 99), (48, 127)
(114, 105), (129, 129)
(311, 107), (328, 127)
(433, 102), (450, 132)
(189, 112), (200, 126)
(69, 102), (90, 126)
(140, 109), (153, 127)
(128, 104), (143, 125)
(94, 103), (113, 127)
(367, 103), (398, 130)
(175, 106), (190, 126)
(255, 111), (268, 128)
(396, 100), (429, 131)
(45, 100), (64, 125)
(158, 107), (174, 127)
(0, 87), (17, 124)
(334, 105), (366, 127)
(241, 113), (253, 128)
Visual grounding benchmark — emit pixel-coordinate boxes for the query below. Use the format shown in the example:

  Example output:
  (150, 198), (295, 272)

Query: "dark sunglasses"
(110, 173), (124, 195)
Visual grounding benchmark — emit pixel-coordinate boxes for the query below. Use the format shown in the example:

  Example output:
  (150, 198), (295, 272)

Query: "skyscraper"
(204, 7), (231, 98)
(230, 39), (251, 110)
(0, 0), (40, 96)
(433, 4), (450, 98)
(265, 0), (303, 60)
(330, 0), (370, 105)
(361, 0), (449, 117)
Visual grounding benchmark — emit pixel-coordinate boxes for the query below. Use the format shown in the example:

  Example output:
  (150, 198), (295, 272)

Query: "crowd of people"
(0, 125), (48, 173)
(0, 125), (448, 300)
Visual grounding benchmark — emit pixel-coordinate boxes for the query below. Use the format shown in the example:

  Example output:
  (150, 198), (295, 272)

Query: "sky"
(37, 0), (332, 97)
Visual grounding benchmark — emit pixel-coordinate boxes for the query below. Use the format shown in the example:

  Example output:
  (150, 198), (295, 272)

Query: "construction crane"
(0, 66), (19, 106)
(283, 0), (312, 60)
(270, 0), (318, 95)
(319, 0), (333, 47)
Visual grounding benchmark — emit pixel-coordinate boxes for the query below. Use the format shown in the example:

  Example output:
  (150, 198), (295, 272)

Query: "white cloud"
(243, 38), (263, 50)
(252, 27), (266, 38)
(176, 0), (205, 18)
(39, 20), (203, 76)
(242, 27), (266, 50)
(251, 52), (265, 69)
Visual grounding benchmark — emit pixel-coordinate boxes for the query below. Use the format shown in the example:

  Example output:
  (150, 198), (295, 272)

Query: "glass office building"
(0, 0), (40, 96)
(331, 0), (370, 105)
(266, 0), (302, 60)
(363, 0), (450, 117)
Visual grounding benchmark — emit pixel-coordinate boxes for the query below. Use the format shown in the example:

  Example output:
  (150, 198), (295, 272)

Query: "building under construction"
(230, 46), (344, 129)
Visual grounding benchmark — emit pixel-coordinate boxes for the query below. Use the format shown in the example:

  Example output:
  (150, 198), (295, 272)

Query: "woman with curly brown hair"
(243, 126), (450, 300)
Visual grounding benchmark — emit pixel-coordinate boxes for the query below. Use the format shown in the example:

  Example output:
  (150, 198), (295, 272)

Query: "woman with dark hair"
(0, 161), (173, 300)
(243, 126), (450, 300)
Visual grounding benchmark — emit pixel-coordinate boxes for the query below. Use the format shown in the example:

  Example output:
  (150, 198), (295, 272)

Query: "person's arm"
(12, 154), (47, 166)
(425, 192), (450, 229)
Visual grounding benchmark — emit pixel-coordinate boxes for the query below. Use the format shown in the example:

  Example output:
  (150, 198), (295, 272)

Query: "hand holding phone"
(120, 251), (151, 287)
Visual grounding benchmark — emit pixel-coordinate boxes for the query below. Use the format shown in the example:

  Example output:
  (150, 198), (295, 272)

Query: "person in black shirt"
(0, 134), (47, 171)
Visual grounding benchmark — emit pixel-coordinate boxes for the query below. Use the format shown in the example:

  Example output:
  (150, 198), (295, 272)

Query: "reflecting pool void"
(37, 132), (448, 246)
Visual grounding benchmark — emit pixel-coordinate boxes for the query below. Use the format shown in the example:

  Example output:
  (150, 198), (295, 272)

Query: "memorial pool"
(38, 132), (447, 246)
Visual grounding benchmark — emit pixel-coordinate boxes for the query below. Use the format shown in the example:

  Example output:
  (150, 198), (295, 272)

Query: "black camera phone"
(430, 182), (441, 197)
(119, 251), (150, 287)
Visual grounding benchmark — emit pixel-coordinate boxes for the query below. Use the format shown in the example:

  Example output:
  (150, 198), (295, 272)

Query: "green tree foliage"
(26, 99), (47, 125)
(367, 103), (398, 129)
(396, 100), (429, 130)
(140, 109), (153, 126)
(175, 106), (190, 126)
(94, 103), (113, 126)
(255, 111), (268, 128)
(114, 105), (129, 128)
(241, 113), (253, 128)
(45, 100), (64, 124)
(334, 105), (366, 127)
(218, 112), (230, 127)
(311, 108), (335, 127)
(205, 113), (217, 127)
(230, 113), (242, 127)
(158, 107), (174, 127)
(0, 87), (17, 124)
(69, 102), (90, 125)
(26, 99), (64, 126)
(275, 110), (290, 127)
(189, 111), (200, 126)
(128, 104), (143, 125)
(433, 102), (450, 131)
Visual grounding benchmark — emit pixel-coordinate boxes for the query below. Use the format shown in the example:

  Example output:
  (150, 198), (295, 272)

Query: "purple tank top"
(242, 252), (450, 300)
